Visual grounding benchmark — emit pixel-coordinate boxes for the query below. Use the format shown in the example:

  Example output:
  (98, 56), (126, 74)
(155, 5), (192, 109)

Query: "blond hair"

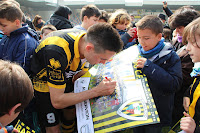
(108, 9), (131, 28)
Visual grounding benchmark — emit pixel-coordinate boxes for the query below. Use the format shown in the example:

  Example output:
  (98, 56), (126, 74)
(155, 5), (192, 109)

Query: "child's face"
(186, 35), (200, 63)
(84, 16), (99, 30)
(42, 29), (53, 39)
(0, 18), (19, 36)
(114, 21), (129, 30)
(137, 28), (162, 51)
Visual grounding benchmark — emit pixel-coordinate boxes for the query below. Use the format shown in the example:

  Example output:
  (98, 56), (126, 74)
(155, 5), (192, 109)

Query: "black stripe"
(94, 116), (157, 132)
(93, 110), (145, 125)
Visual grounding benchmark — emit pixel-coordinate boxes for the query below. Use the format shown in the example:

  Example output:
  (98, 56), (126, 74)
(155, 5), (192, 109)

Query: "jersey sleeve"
(44, 45), (69, 89)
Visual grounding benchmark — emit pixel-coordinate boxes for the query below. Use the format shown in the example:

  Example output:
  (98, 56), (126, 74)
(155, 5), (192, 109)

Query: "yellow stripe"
(189, 78), (200, 118)
(61, 121), (75, 129)
(93, 112), (117, 122)
(123, 79), (136, 81)
(81, 72), (91, 77)
(95, 118), (153, 132)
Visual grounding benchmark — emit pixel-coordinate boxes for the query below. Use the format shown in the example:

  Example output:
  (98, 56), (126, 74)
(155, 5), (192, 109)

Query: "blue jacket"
(141, 43), (182, 126)
(0, 24), (39, 74)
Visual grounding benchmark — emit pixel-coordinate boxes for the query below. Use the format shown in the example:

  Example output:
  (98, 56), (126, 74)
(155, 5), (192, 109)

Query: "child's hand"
(137, 58), (147, 68)
(180, 112), (196, 133)
(127, 28), (136, 37)
(183, 97), (190, 112)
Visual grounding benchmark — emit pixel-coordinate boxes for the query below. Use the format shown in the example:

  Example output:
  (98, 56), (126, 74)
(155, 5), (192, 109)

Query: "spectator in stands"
(158, 13), (170, 29)
(108, 9), (136, 49)
(48, 5), (73, 30)
(130, 14), (136, 27)
(33, 14), (45, 31)
(73, 4), (100, 31)
(40, 24), (57, 41)
(98, 10), (109, 23)
(169, 8), (200, 127)
(0, 60), (33, 133)
(163, 28), (172, 42)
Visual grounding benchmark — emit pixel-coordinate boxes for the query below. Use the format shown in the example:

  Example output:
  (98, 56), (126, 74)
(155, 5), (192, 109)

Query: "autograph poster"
(75, 45), (160, 133)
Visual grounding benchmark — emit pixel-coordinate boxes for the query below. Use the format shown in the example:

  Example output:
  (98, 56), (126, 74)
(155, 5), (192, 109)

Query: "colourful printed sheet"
(75, 45), (160, 133)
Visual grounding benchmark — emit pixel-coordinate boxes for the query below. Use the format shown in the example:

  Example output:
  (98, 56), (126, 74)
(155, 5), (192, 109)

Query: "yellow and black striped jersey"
(31, 29), (88, 92)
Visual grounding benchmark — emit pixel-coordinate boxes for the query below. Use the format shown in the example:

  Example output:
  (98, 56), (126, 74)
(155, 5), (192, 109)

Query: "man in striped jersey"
(31, 23), (123, 133)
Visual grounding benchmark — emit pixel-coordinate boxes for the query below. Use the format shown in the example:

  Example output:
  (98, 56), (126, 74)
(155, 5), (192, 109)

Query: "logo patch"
(117, 98), (148, 121)
(50, 58), (61, 69)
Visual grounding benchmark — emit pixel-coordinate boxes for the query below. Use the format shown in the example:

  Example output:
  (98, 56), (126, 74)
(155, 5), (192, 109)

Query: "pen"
(105, 77), (110, 81)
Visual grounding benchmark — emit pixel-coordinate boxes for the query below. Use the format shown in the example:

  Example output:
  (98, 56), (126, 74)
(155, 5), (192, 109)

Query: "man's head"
(80, 4), (101, 30)
(169, 9), (200, 36)
(83, 23), (123, 65)
(0, 60), (33, 126)
(0, 1), (23, 36)
(136, 15), (163, 51)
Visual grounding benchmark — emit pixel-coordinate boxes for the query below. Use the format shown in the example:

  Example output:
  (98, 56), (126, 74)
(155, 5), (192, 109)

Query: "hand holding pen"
(92, 76), (116, 97)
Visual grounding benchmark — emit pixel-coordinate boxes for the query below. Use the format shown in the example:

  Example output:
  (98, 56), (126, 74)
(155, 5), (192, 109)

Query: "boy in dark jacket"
(0, 1), (39, 75)
(133, 15), (182, 133)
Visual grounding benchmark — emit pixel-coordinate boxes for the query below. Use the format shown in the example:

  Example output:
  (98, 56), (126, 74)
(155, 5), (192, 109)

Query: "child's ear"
(8, 103), (21, 116)
(15, 19), (21, 27)
(83, 16), (88, 22)
(158, 33), (162, 40)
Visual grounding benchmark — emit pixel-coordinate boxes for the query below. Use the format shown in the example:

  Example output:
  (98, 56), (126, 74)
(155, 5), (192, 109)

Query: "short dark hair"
(163, 28), (172, 40)
(80, 4), (101, 21)
(169, 9), (200, 29)
(136, 15), (163, 35)
(99, 10), (109, 22)
(86, 23), (123, 53)
(0, 1), (23, 22)
(158, 13), (166, 21)
(0, 60), (33, 117)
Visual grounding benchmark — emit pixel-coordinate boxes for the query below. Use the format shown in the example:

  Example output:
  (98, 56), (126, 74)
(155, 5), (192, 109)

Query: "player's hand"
(127, 28), (136, 37)
(183, 97), (190, 112)
(137, 58), (147, 68)
(95, 77), (116, 96)
(180, 112), (196, 133)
